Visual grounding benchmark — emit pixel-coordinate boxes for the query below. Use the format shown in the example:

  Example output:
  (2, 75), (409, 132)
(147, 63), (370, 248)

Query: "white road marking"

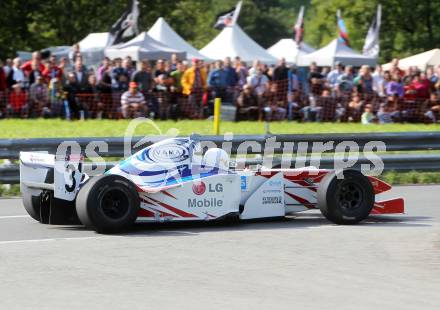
(0, 215), (30, 219)
(0, 236), (104, 245)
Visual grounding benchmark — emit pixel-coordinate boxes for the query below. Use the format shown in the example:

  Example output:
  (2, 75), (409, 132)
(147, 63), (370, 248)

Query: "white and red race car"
(20, 137), (404, 233)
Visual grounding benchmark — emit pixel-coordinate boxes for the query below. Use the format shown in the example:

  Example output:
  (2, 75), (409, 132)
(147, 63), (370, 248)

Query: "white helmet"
(202, 148), (230, 171)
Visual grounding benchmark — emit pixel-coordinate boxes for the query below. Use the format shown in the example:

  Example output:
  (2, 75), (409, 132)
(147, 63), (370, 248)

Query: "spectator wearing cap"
(7, 84), (28, 117)
(182, 58), (207, 118)
(29, 75), (49, 117)
(326, 61), (343, 91)
(121, 82), (146, 118)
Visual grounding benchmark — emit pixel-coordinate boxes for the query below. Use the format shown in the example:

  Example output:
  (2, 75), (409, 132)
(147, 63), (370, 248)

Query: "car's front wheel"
(76, 174), (140, 233)
(317, 170), (374, 225)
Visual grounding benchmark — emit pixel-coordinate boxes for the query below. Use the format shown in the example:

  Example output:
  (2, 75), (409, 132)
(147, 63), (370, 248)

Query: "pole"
(213, 98), (221, 135)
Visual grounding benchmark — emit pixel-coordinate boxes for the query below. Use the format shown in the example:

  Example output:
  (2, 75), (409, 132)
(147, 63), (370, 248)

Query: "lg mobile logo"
(192, 181), (223, 195)
(189, 181), (224, 208)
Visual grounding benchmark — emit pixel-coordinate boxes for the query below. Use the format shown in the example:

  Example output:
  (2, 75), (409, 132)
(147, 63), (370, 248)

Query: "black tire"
(76, 174), (140, 233)
(22, 192), (42, 222)
(22, 191), (80, 224)
(317, 169), (374, 225)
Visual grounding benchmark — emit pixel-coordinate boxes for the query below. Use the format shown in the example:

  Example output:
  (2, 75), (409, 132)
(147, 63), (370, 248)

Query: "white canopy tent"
(382, 49), (440, 71)
(200, 24), (277, 64)
(147, 17), (208, 60)
(105, 32), (186, 61)
(267, 39), (315, 64)
(298, 39), (377, 67)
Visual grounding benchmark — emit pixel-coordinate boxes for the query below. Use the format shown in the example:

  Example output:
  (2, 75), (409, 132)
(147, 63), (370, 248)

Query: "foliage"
(0, 0), (439, 63)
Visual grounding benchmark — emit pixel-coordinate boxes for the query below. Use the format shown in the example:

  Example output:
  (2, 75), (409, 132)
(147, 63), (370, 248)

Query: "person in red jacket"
(42, 55), (63, 83)
(7, 84), (28, 117)
(21, 51), (46, 77)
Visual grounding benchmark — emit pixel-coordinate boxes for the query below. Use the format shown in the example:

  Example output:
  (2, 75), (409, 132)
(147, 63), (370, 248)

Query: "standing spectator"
(154, 59), (169, 79)
(7, 84), (28, 117)
(208, 60), (227, 100)
(7, 58), (25, 88)
(308, 62), (324, 96)
(234, 57), (248, 89)
(72, 57), (89, 93)
(236, 84), (259, 121)
(132, 59), (154, 93)
(21, 51), (45, 78)
(169, 61), (186, 120)
(69, 44), (82, 64)
(58, 57), (70, 82)
(248, 59), (261, 77)
(247, 67), (269, 120)
(154, 74), (170, 120)
(372, 64), (385, 97)
(42, 56), (63, 84)
(111, 58), (129, 92)
(3, 58), (12, 77)
(182, 58), (207, 118)
(170, 54), (179, 72)
(273, 58), (289, 104)
(97, 57), (111, 82)
(326, 61), (343, 91)
(354, 65), (374, 95)
(83, 74), (105, 119)
(123, 56), (135, 78)
(29, 76), (49, 117)
(121, 82), (146, 118)
(389, 58), (404, 77)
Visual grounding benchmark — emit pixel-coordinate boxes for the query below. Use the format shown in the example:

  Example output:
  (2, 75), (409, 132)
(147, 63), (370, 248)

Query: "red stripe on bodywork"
(284, 191), (315, 209)
(147, 196), (198, 218)
(162, 190), (177, 200)
(140, 198), (179, 218)
(138, 208), (155, 217)
(368, 176), (392, 194)
(371, 198), (404, 215)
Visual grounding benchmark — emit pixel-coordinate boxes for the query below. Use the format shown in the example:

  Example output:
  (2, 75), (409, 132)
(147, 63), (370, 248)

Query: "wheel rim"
(337, 181), (363, 211)
(99, 188), (130, 220)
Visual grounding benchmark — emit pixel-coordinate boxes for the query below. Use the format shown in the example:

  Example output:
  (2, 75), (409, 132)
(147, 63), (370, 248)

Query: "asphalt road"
(0, 185), (439, 310)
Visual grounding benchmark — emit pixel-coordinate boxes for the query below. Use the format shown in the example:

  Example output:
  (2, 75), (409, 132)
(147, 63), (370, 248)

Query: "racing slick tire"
(317, 169), (374, 225)
(22, 191), (79, 225)
(76, 174), (140, 233)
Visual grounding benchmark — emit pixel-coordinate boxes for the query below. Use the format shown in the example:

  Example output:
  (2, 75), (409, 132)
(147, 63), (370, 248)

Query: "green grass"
(0, 119), (440, 138)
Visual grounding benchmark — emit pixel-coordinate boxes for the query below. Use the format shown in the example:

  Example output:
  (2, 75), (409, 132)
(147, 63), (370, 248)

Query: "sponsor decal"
(148, 143), (188, 162)
(188, 198), (223, 208)
(241, 176), (248, 191)
(192, 181), (206, 195)
(262, 196), (283, 205)
(263, 189), (282, 194)
(268, 180), (282, 187)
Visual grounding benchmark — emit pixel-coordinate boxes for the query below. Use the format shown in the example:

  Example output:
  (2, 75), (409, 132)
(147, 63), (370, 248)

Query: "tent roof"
(79, 32), (112, 50)
(299, 39), (377, 67)
(105, 32), (186, 61)
(267, 39), (315, 64)
(382, 49), (440, 70)
(147, 17), (208, 60)
(200, 24), (277, 64)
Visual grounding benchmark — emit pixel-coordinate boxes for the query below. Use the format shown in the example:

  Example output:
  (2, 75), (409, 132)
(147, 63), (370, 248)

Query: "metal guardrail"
(1, 132), (439, 184)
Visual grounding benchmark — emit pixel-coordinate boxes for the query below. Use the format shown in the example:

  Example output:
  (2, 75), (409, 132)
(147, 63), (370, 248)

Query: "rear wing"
(20, 152), (84, 201)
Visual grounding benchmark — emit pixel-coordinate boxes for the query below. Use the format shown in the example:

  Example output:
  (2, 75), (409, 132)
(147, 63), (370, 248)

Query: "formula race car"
(20, 137), (405, 233)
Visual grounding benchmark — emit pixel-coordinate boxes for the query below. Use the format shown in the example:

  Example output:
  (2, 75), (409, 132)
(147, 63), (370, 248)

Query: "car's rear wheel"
(317, 170), (374, 224)
(76, 174), (140, 233)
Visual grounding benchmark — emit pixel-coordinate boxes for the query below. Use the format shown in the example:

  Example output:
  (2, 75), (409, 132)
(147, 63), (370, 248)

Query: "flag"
(294, 6), (305, 44)
(363, 5), (382, 58)
(109, 0), (140, 45)
(214, 1), (242, 30)
(337, 10), (350, 46)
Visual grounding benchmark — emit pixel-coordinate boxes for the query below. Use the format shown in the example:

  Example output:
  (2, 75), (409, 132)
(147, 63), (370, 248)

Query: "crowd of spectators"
(1, 49), (440, 124)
